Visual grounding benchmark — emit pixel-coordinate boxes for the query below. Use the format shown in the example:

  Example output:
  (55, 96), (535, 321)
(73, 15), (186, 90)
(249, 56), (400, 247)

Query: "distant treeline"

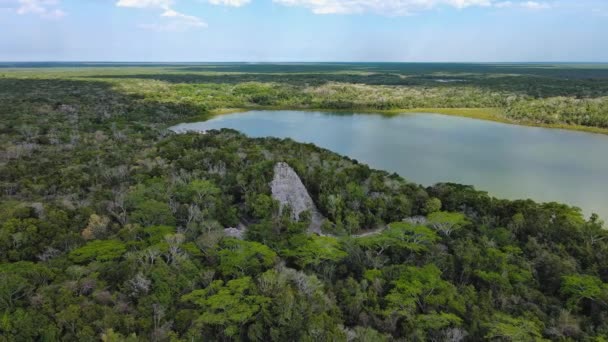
(3, 62), (608, 130)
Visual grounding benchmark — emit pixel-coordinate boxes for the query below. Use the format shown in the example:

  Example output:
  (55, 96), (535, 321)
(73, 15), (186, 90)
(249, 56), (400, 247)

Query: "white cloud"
(8, 0), (66, 18)
(520, 1), (550, 9)
(138, 19), (207, 31)
(495, 0), (550, 9)
(116, 0), (207, 31)
(273, 0), (493, 15)
(493, 1), (512, 7)
(273, 0), (553, 15)
(446, 0), (493, 8)
(208, 0), (251, 7)
(159, 8), (207, 28)
(116, 0), (173, 9)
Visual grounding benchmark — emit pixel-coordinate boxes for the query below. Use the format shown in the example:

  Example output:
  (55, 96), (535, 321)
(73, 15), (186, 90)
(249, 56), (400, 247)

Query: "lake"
(171, 110), (608, 219)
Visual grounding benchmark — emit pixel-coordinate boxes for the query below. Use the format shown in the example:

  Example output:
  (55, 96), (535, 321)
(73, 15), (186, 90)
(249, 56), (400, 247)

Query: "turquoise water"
(171, 110), (608, 219)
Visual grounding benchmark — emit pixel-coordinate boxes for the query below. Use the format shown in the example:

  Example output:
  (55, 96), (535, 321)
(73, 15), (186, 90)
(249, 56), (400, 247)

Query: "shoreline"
(184, 106), (608, 136)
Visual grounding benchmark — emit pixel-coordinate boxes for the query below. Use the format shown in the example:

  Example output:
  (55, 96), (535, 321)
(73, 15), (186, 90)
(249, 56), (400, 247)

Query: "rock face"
(224, 223), (247, 239)
(270, 162), (324, 234)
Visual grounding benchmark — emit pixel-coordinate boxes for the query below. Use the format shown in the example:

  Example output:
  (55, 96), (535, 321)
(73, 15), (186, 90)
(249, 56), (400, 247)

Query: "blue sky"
(1, 0), (607, 61)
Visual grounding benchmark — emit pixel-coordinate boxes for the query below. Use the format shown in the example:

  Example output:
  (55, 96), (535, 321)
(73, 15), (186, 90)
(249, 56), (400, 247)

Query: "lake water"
(171, 110), (608, 219)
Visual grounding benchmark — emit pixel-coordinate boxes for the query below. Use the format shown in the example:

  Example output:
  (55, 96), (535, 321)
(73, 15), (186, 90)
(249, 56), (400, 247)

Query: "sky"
(0, 0), (607, 62)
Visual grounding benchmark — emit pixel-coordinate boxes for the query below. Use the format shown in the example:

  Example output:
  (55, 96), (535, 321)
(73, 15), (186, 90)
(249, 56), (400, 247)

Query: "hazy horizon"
(2, 61), (608, 64)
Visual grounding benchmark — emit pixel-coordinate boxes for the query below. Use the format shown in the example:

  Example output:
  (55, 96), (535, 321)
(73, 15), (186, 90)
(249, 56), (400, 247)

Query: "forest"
(0, 63), (607, 341)
(2, 62), (608, 132)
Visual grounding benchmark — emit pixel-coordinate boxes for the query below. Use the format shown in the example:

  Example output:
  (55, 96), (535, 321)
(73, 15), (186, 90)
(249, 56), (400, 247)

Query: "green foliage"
(456, 240), (534, 292)
(130, 200), (175, 227)
(412, 312), (464, 340)
(348, 326), (390, 342)
(101, 329), (138, 342)
(561, 274), (608, 309)
(284, 234), (347, 268)
(358, 221), (439, 254)
(182, 277), (270, 338)
(69, 240), (127, 263)
(143, 225), (175, 244)
(484, 313), (548, 341)
(427, 211), (468, 236)
(249, 193), (277, 219)
(0, 262), (53, 310)
(384, 264), (465, 317)
(186, 180), (220, 202)
(414, 311), (463, 330)
(217, 238), (277, 277)
(424, 197), (442, 214)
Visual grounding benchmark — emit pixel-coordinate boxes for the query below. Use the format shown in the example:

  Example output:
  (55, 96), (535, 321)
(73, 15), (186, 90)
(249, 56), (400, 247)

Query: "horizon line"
(2, 61), (608, 64)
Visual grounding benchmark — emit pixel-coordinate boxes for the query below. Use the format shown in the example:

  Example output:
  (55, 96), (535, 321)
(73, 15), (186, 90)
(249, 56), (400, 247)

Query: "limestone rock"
(270, 162), (324, 234)
(224, 223), (247, 239)
(224, 227), (244, 239)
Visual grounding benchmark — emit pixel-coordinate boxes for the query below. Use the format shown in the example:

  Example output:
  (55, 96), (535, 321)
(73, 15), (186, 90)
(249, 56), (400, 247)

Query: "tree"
(561, 274), (608, 309)
(164, 233), (186, 266)
(0, 274), (29, 311)
(249, 193), (278, 219)
(56, 304), (82, 337)
(358, 222), (439, 256)
(187, 179), (220, 207)
(348, 326), (390, 342)
(249, 267), (343, 341)
(69, 240), (127, 263)
(413, 312), (464, 341)
(143, 225), (175, 244)
(0, 262), (53, 310)
(424, 197), (442, 214)
(484, 313), (547, 341)
(182, 277), (270, 338)
(284, 235), (347, 269)
(81, 214), (110, 240)
(385, 264), (464, 317)
(217, 238), (277, 278)
(0, 217), (39, 261)
(106, 188), (128, 226)
(130, 200), (175, 227)
(427, 211), (468, 236)
(101, 329), (138, 342)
